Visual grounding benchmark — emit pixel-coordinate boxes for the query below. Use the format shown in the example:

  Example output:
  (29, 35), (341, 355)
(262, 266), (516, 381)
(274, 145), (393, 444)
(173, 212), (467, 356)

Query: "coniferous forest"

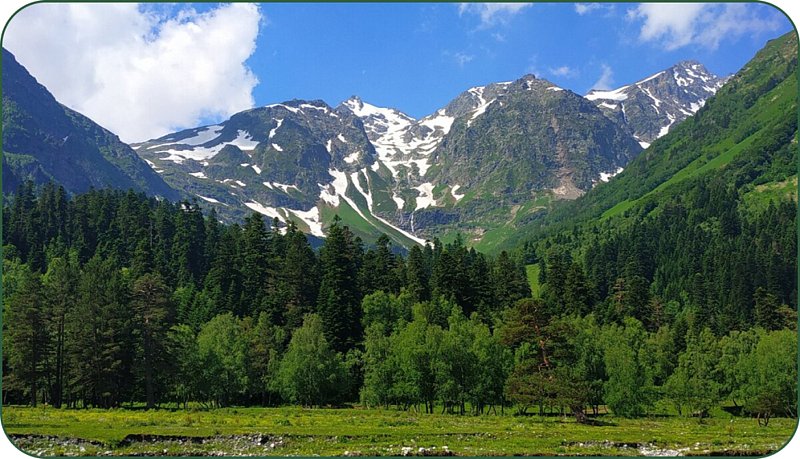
(2, 180), (796, 426)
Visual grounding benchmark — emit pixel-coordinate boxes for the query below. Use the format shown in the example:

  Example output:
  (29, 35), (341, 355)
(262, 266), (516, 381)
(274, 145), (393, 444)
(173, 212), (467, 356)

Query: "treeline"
(1, 182), (530, 409)
(2, 181), (796, 423)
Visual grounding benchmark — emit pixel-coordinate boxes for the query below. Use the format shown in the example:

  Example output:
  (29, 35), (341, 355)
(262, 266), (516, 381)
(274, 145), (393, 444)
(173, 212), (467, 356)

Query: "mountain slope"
(586, 61), (727, 148)
(504, 31), (797, 250)
(132, 56), (750, 250)
(341, 75), (642, 248)
(1, 48), (178, 199)
(134, 99), (425, 247)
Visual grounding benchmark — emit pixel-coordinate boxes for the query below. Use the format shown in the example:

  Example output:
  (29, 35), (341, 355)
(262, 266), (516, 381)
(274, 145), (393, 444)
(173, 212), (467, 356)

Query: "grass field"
(3, 405), (796, 456)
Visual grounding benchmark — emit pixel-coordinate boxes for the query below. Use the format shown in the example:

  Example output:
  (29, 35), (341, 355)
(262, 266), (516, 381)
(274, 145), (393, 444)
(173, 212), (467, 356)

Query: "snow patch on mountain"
(392, 192), (405, 210)
(414, 182), (436, 210)
(181, 125), (224, 146)
(269, 119), (283, 139)
(288, 207), (324, 237)
(270, 182), (299, 193)
(585, 86), (630, 101)
(451, 185), (465, 201)
(245, 201), (283, 219)
(343, 150), (360, 164)
(599, 167), (624, 182)
(197, 195), (222, 204)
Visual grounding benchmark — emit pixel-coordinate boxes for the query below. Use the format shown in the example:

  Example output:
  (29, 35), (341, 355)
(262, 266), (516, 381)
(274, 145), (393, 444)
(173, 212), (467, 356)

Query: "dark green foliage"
(4, 266), (48, 406)
(68, 255), (133, 408)
(317, 217), (363, 352)
(131, 273), (173, 408)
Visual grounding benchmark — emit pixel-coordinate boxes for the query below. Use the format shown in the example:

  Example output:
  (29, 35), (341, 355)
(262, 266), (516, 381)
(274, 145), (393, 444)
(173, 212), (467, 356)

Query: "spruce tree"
(131, 273), (173, 408)
(317, 216), (363, 352)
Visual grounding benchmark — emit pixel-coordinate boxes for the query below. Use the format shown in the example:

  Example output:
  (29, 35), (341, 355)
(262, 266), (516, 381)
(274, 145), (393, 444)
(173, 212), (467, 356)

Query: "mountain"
(503, 31), (797, 251)
(337, 75), (642, 249)
(133, 99), (425, 247)
(1, 48), (178, 199)
(586, 61), (727, 148)
(138, 73), (645, 249)
(130, 53), (754, 251)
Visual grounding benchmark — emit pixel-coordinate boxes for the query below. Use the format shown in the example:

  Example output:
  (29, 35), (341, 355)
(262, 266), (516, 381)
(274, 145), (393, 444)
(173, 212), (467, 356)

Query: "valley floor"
(2, 406), (796, 456)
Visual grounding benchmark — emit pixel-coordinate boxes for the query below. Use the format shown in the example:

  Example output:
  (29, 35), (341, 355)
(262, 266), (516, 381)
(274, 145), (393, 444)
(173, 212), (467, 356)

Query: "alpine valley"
(2, 12), (797, 457)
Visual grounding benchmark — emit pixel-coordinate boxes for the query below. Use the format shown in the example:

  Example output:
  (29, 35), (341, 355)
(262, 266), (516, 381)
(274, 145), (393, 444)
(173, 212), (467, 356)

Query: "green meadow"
(3, 405), (796, 456)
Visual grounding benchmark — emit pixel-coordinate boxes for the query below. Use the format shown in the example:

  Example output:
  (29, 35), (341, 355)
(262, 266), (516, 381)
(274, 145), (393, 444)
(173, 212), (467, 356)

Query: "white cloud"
(575, 4), (604, 16)
(591, 64), (615, 91)
(4, 3), (262, 142)
(628, 3), (781, 51)
(458, 3), (531, 29)
(453, 52), (475, 68)
(548, 65), (578, 78)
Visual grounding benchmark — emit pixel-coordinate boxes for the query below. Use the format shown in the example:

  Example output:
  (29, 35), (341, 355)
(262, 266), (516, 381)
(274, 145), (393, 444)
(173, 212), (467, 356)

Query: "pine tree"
(281, 222), (319, 329)
(317, 216), (363, 352)
(239, 213), (270, 317)
(68, 255), (133, 407)
(131, 273), (173, 408)
(42, 255), (79, 407)
(492, 251), (532, 312)
(4, 267), (49, 406)
(405, 244), (430, 302)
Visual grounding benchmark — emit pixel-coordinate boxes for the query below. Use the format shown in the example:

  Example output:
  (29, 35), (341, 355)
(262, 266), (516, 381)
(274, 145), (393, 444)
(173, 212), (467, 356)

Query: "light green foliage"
(275, 314), (346, 407)
(717, 329), (760, 407)
(550, 314), (606, 414)
(742, 329), (797, 422)
(196, 313), (249, 407)
(360, 323), (397, 408)
(601, 318), (653, 417)
(664, 328), (722, 416)
(360, 291), (412, 334)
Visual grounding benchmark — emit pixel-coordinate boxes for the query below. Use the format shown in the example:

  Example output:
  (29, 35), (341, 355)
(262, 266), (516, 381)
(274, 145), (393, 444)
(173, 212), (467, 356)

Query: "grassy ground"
(525, 263), (541, 298)
(2, 405), (796, 456)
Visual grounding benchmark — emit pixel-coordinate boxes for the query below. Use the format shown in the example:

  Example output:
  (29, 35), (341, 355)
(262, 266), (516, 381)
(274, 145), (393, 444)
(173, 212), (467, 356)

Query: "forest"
(1, 180), (797, 426)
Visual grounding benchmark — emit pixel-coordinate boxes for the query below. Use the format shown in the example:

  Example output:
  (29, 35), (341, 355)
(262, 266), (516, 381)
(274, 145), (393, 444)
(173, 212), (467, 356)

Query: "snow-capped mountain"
(586, 61), (727, 147)
(132, 61), (727, 250)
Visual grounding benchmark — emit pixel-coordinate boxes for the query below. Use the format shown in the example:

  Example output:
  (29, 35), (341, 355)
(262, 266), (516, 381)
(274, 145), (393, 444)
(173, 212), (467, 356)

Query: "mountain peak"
(342, 95), (364, 110)
(586, 59), (727, 144)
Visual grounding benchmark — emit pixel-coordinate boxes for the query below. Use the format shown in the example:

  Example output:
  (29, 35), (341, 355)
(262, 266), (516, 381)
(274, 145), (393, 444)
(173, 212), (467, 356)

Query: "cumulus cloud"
(628, 3), (781, 51)
(458, 3), (531, 29)
(590, 64), (615, 91)
(4, 3), (262, 142)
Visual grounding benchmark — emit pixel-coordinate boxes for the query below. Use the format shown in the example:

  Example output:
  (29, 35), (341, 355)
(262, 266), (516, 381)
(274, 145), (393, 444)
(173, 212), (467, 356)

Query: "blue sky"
(3, 2), (794, 141)
(248, 2), (792, 118)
